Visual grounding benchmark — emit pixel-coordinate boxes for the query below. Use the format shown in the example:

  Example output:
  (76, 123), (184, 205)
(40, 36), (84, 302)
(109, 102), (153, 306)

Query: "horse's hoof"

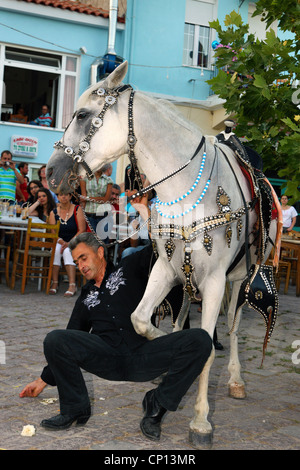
(189, 429), (213, 449)
(228, 382), (246, 399)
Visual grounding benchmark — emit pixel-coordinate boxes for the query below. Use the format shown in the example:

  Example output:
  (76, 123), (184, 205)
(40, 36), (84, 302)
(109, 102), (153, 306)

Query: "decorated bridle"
(53, 83), (206, 204)
(53, 84), (145, 192)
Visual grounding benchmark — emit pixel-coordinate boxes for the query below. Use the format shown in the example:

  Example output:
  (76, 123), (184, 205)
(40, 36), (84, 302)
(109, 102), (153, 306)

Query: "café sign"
(11, 135), (38, 158)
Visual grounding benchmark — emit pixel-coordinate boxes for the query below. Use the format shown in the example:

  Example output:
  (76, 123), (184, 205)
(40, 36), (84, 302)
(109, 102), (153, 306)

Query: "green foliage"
(207, 6), (300, 202)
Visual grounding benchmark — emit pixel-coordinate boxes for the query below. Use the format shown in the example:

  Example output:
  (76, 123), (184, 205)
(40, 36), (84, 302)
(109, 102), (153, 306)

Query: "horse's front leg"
(131, 257), (175, 340)
(227, 280), (246, 399)
(189, 272), (225, 448)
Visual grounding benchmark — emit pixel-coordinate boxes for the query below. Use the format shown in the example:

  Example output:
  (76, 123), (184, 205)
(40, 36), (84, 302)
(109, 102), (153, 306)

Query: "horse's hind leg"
(173, 294), (190, 331)
(227, 280), (246, 399)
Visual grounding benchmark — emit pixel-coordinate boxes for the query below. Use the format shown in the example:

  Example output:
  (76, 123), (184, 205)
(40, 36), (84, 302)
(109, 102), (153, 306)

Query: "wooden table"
(0, 215), (43, 231)
(0, 216), (46, 290)
(281, 236), (300, 296)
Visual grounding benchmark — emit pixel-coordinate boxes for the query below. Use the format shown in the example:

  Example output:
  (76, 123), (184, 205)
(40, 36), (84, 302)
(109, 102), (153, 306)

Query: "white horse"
(46, 61), (278, 448)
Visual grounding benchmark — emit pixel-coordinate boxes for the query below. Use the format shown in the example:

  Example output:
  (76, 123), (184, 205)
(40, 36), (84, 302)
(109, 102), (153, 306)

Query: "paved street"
(0, 278), (299, 451)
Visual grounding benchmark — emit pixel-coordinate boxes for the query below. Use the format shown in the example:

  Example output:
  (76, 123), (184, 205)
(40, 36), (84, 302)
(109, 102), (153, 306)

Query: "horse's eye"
(77, 111), (88, 120)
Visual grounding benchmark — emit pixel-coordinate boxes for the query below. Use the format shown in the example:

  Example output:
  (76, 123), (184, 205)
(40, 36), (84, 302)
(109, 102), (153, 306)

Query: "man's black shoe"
(140, 389), (167, 441)
(40, 407), (91, 430)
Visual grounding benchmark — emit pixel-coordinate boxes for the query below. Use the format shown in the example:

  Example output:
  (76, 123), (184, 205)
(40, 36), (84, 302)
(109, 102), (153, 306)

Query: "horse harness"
(54, 82), (278, 352)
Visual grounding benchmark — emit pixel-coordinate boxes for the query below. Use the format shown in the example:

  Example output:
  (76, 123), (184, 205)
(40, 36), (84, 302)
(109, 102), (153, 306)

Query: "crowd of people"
(0, 151), (155, 297)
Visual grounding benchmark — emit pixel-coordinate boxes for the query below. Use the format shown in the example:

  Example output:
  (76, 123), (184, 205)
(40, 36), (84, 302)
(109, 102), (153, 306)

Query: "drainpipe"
(107, 0), (118, 57)
(90, 0), (123, 84)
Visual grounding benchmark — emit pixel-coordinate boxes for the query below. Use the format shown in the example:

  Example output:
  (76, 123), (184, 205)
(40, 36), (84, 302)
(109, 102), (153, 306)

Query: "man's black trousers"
(43, 328), (212, 415)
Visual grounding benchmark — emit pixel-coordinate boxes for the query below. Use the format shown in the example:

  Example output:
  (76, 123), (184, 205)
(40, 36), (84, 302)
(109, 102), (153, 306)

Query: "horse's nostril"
(47, 167), (53, 177)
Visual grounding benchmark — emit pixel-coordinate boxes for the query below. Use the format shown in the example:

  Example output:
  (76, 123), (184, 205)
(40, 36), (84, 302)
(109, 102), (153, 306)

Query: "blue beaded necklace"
(155, 147), (217, 219)
(156, 152), (207, 207)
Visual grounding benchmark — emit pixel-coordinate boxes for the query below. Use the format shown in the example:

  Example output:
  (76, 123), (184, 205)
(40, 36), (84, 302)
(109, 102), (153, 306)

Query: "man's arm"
(10, 162), (24, 184)
(19, 293), (89, 397)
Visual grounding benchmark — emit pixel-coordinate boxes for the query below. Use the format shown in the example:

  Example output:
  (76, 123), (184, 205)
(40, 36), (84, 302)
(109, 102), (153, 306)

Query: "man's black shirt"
(67, 245), (154, 349)
(41, 245), (156, 385)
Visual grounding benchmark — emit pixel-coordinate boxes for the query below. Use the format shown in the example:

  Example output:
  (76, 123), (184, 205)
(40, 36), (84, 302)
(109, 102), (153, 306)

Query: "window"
(183, 23), (210, 68)
(183, 0), (215, 69)
(0, 44), (79, 129)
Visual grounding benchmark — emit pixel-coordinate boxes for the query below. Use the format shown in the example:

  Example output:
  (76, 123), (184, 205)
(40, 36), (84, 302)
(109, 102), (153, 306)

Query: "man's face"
(1, 152), (12, 166)
(110, 188), (120, 202)
(21, 164), (29, 175)
(42, 106), (48, 115)
(72, 243), (106, 281)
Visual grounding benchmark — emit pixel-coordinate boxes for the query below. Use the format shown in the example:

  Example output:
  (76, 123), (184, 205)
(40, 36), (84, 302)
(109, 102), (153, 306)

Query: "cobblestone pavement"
(0, 279), (299, 452)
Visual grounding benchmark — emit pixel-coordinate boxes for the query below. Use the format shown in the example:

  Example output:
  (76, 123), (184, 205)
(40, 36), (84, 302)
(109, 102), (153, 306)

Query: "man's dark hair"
(18, 162), (28, 170)
(1, 150), (12, 159)
(69, 232), (108, 260)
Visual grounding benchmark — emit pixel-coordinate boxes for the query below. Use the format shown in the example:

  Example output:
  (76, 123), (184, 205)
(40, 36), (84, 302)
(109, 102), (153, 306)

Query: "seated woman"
(27, 187), (56, 221)
(27, 180), (43, 205)
(48, 192), (86, 297)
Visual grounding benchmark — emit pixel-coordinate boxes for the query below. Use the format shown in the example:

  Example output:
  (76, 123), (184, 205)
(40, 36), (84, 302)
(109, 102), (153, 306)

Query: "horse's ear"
(105, 61), (128, 89)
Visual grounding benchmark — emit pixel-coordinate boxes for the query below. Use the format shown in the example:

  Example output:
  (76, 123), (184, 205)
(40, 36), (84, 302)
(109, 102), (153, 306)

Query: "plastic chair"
(10, 218), (60, 294)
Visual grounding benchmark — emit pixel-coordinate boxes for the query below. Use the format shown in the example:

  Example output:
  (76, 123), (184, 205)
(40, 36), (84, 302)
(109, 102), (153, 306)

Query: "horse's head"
(46, 61), (129, 193)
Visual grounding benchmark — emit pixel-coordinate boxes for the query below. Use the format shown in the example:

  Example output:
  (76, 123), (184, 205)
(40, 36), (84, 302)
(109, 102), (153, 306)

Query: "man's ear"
(97, 245), (105, 260)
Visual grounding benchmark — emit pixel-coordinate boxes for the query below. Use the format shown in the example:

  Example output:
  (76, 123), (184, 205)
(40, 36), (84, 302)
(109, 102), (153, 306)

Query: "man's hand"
(19, 378), (47, 398)
(126, 190), (150, 221)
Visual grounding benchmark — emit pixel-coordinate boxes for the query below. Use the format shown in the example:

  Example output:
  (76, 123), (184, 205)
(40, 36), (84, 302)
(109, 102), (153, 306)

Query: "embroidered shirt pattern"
(83, 290), (101, 310)
(106, 268), (126, 295)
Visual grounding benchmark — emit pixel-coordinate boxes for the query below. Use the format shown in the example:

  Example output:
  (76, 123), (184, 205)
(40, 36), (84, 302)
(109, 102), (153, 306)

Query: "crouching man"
(20, 232), (212, 441)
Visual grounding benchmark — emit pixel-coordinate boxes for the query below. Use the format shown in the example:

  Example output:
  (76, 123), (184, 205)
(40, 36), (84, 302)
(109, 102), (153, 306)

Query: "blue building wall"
(123, 0), (247, 101)
(0, 3), (124, 181)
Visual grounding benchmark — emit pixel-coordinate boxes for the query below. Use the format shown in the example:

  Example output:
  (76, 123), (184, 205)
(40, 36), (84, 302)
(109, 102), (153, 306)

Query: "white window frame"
(0, 43), (80, 130)
(183, 22), (211, 69)
(183, 0), (217, 69)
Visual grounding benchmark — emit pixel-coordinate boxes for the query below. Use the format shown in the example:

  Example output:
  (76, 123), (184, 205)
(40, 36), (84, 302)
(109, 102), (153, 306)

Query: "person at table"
(9, 107), (28, 124)
(28, 187), (56, 222)
(281, 195), (298, 233)
(30, 105), (52, 127)
(0, 150), (24, 203)
(27, 180), (43, 205)
(48, 192), (86, 297)
(15, 162), (29, 204)
(38, 165), (58, 204)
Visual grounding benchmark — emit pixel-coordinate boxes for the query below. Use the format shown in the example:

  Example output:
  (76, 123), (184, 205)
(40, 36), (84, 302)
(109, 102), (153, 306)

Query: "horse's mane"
(155, 98), (202, 134)
(76, 81), (204, 135)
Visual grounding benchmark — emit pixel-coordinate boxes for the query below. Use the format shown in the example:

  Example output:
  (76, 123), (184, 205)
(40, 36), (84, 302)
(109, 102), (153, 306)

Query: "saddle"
(216, 127), (280, 360)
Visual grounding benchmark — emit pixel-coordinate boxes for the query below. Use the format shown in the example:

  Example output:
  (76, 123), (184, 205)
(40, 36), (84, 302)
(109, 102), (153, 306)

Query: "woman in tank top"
(48, 193), (86, 296)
